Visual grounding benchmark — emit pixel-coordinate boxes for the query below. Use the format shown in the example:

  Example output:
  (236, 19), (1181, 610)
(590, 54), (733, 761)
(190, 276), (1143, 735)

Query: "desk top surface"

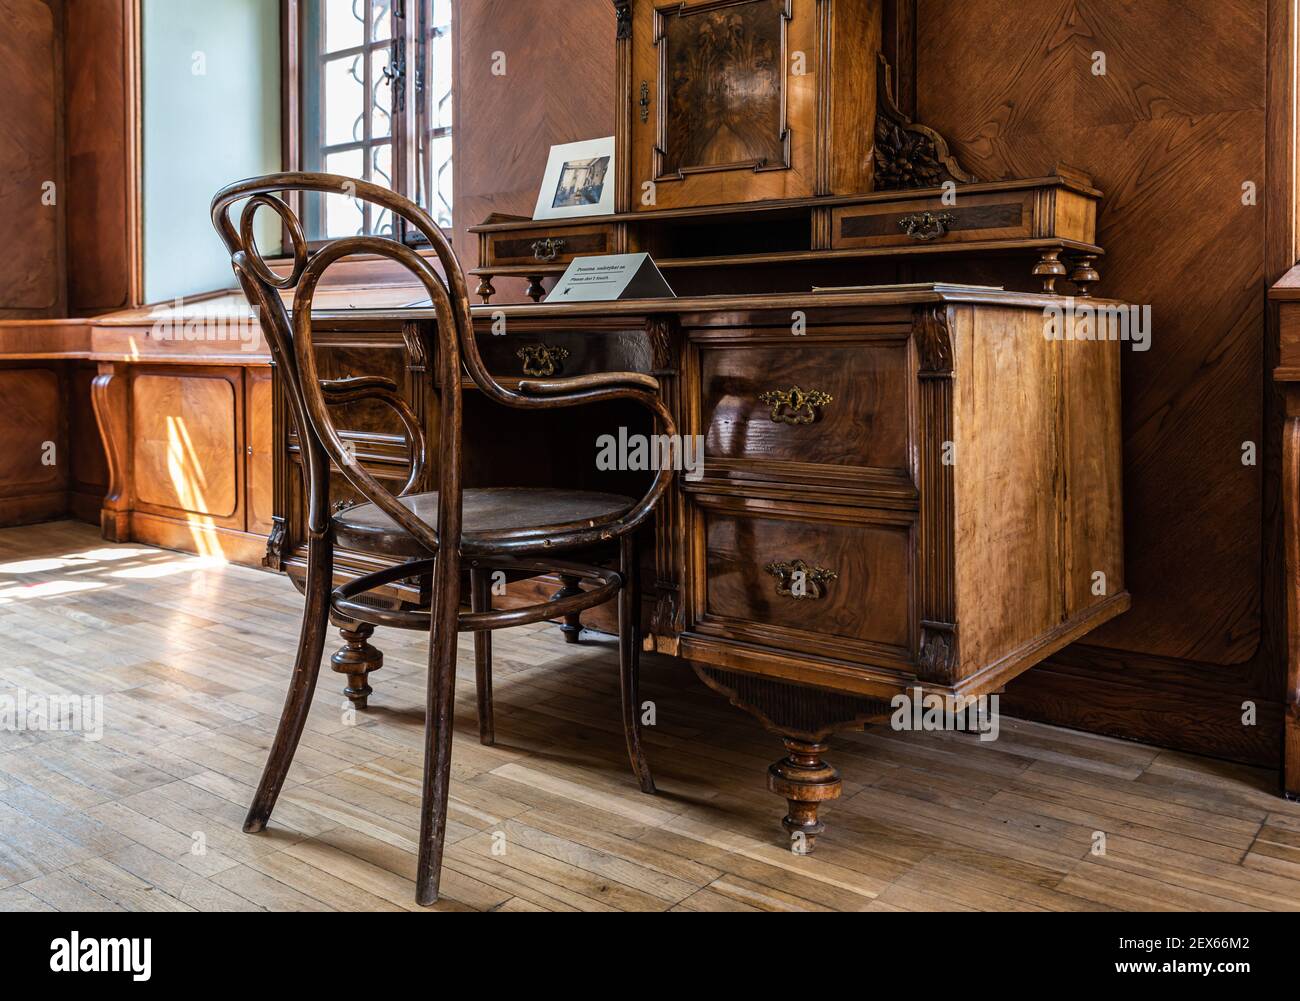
(315, 283), (1128, 323)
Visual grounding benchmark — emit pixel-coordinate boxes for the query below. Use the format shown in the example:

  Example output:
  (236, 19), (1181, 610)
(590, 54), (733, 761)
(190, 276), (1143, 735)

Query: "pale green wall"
(142, 0), (281, 304)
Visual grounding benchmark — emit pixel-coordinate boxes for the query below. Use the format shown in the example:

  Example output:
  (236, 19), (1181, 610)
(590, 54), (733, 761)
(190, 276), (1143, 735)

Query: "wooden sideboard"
(282, 284), (1130, 843)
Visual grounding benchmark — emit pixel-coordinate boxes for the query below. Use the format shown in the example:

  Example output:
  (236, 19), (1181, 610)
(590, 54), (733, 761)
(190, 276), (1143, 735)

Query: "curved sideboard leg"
(90, 362), (130, 542)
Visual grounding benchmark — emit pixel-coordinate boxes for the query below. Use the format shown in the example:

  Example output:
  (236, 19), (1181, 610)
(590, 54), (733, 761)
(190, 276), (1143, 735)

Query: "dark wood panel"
(0, 0), (64, 316)
(453, 0), (617, 297)
(64, 0), (136, 313)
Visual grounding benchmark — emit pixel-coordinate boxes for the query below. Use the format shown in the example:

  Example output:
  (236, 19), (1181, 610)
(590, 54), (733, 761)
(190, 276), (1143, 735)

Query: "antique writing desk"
(273, 284), (1130, 845)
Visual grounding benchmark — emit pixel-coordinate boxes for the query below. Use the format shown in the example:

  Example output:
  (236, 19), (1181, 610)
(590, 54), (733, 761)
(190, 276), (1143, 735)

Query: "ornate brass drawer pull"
(758, 386), (834, 425)
(764, 560), (839, 601)
(899, 210), (956, 241)
(531, 237), (567, 262)
(518, 344), (570, 377)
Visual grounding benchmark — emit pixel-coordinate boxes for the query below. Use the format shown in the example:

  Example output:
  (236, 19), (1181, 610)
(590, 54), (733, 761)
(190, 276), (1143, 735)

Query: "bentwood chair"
(212, 173), (675, 906)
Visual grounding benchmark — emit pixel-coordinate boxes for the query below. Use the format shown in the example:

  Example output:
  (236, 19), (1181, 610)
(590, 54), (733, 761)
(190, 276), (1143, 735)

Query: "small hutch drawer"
(694, 336), (915, 496)
(832, 190), (1036, 249)
(694, 496), (916, 663)
(483, 223), (615, 268)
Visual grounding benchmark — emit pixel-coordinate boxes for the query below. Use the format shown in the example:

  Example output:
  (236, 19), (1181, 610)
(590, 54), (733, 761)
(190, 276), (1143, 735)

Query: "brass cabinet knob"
(899, 211), (956, 241)
(517, 344), (570, 377)
(757, 386), (833, 425)
(764, 560), (839, 601)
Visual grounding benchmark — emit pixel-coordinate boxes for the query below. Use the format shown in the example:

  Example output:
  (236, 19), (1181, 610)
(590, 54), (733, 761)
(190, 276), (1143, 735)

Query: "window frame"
(281, 0), (453, 249)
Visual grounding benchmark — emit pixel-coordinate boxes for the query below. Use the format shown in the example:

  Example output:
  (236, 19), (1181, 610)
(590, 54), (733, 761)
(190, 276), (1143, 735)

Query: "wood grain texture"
(453, 0), (617, 297)
(130, 372), (240, 523)
(63, 0), (137, 313)
(0, 0), (64, 316)
(916, 0), (1265, 665)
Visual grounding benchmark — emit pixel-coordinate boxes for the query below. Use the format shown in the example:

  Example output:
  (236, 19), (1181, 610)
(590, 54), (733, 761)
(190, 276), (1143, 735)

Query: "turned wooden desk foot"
(331, 621), (383, 710)
(692, 664), (891, 854)
(552, 574), (585, 644)
(768, 738), (842, 852)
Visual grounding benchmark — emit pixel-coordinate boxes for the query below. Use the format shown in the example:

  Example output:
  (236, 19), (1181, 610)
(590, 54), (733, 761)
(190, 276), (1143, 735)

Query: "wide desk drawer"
(483, 223), (615, 269)
(695, 336), (915, 498)
(832, 190), (1036, 249)
(692, 496), (916, 666)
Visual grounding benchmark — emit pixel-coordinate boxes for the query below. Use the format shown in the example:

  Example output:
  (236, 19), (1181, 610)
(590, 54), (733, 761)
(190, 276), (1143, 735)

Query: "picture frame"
(532, 137), (617, 220)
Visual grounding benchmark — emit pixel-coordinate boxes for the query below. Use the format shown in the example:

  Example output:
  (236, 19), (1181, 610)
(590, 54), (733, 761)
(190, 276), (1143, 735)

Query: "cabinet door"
(629, 0), (818, 211)
(245, 367), (275, 537)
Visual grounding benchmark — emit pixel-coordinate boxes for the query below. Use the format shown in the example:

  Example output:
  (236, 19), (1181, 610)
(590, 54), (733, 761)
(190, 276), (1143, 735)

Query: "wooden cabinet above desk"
(299, 285), (1130, 844)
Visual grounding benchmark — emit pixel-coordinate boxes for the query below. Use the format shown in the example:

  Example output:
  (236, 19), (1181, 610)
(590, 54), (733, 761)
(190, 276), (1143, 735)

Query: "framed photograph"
(532, 137), (616, 220)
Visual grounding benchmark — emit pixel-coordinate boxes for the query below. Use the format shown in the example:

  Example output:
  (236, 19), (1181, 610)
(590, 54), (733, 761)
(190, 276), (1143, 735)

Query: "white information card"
(547, 253), (676, 303)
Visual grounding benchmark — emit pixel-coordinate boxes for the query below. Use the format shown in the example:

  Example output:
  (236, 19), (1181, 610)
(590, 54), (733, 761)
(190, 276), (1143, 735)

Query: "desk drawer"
(696, 498), (915, 661)
(474, 328), (655, 381)
(697, 338), (914, 493)
(483, 223), (615, 269)
(832, 191), (1035, 249)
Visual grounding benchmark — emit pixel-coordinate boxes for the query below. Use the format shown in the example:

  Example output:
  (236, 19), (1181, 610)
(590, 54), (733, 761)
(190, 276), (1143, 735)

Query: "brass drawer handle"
(764, 560), (839, 601)
(531, 238), (567, 262)
(518, 344), (570, 377)
(899, 211), (956, 241)
(758, 386), (834, 425)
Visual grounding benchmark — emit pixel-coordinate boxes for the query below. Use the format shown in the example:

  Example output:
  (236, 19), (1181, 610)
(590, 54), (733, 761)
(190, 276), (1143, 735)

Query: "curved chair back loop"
(212, 171), (678, 558)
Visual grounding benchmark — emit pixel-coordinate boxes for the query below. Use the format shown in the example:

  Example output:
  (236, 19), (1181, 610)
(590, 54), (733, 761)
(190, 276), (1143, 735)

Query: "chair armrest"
(517, 371), (660, 395)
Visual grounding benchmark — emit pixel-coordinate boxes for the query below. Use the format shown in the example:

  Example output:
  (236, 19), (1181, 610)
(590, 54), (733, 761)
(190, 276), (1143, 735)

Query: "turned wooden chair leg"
(245, 532), (333, 834)
(415, 564), (462, 907)
(471, 568), (495, 746)
(619, 533), (656, 795)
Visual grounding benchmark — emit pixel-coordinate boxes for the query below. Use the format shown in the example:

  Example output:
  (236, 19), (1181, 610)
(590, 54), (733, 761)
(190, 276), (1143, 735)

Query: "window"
(292, 0), (453, 243)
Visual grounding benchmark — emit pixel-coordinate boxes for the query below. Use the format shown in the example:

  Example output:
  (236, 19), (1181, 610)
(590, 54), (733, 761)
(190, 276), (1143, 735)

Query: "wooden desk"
(276, 284), (1130, 844)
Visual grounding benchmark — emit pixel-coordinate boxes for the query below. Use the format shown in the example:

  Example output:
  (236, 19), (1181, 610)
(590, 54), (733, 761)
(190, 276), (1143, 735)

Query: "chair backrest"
(211, 172), (675, 561)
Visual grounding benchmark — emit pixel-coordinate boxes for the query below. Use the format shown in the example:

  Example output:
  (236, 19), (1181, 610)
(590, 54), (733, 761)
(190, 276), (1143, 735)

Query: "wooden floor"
(0, 522), (1298, 912)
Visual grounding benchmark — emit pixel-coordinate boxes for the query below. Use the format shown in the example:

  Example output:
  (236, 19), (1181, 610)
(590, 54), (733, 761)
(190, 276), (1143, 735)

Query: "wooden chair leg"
(619, 533), (656, 795)
(245, 533), (333, 833)
(471, 568), (495, 746)
(415, 561), (462, 907)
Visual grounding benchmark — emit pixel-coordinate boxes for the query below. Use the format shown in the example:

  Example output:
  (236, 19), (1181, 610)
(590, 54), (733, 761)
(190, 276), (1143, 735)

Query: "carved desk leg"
(693, 666), (889, 853)
(331, 620), (383, 710)
(475, 275), (496, 304)
(1283, 386), (1300, 799)
(525, 276), (547, 303)
(768, 739), (841, 850)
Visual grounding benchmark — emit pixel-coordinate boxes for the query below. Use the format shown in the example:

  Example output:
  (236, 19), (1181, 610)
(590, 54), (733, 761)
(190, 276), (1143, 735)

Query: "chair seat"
(332, 487), (636, 558)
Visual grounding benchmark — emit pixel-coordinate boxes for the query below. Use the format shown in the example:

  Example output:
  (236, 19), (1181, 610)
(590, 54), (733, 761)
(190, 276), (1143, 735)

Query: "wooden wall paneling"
(0, 0), (66, 318)
(63, 0), (140, 313)
(452, 0), (616, 298)
(916, 0), (1266, 667)
(911, 0), (1293, 769)
(0, 363), (68, 525)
